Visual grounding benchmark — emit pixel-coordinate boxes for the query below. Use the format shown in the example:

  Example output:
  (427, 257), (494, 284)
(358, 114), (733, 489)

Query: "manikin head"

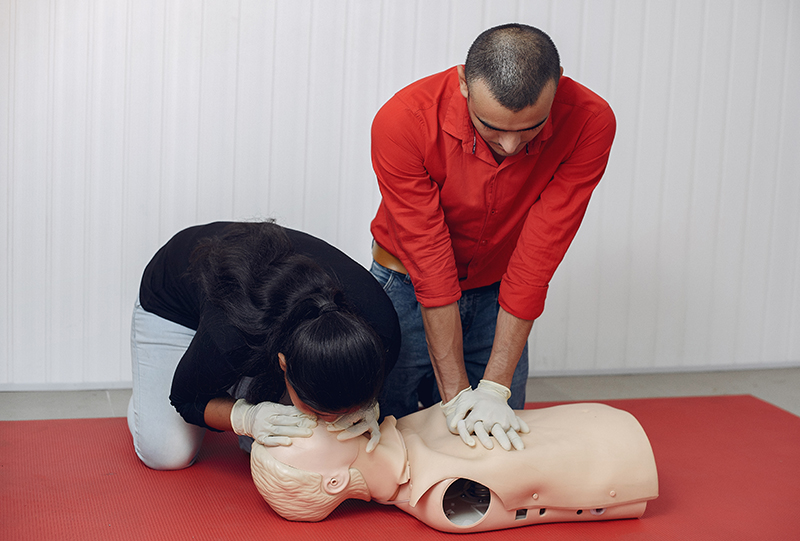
(250, 425), (369, 521)
(250, 417), (407, 522)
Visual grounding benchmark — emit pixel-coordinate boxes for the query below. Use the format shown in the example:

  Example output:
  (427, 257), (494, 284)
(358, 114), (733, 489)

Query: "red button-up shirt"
(370, 67), (615, 320)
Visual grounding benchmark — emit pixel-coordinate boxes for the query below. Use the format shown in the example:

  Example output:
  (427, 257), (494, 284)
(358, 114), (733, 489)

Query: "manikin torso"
(254, 403), (659, 533)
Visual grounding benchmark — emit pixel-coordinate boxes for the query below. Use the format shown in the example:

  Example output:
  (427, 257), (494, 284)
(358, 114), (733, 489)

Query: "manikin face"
(261, 414), (408, 504)
(267, 422), (360, 495)
(457, 65), (561, 159)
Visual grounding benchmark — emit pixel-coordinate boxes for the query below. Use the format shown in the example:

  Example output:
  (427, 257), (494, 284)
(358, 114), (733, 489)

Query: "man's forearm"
(483, 306), (534, 389)
(420, 303), (470, 402)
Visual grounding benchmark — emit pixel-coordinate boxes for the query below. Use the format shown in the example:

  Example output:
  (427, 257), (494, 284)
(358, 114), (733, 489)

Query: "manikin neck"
(351, 416), (410, 503)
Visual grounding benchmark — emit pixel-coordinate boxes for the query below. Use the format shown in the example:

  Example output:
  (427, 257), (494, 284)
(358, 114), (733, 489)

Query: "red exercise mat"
(1, 395), (798, 540)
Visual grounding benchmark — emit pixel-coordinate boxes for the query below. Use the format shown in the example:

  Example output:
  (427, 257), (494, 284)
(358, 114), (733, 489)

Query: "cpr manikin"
(250, 403), (659, 533)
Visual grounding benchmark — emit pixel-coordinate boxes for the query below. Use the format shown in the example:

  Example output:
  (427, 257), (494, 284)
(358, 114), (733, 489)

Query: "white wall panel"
(768, 0), (800, 363)
(1, 0), (798, 389)
(196, 0), (239, 223)
(233, 0), (276, 220)
(0, 0), (11, 384)
(303, 1), (348, 240)
(337, 1), (382, 255)
(49, 0), (90, 384)
(9, 0), (50, 385)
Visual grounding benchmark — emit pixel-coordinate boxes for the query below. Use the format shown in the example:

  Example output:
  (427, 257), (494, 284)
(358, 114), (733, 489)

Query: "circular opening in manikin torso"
(442, 478), (491, 526)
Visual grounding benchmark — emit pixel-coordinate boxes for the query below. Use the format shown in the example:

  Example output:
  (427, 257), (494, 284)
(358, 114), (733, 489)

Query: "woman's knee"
(128, 409), (205, 470)
(133, 430), (204, 470)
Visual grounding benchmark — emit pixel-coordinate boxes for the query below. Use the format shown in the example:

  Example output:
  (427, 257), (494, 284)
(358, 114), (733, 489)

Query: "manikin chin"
(250, 403), (659, 533)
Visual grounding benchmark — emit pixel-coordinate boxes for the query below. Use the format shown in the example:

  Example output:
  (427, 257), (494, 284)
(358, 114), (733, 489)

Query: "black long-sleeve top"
(138, 222), (400, 429)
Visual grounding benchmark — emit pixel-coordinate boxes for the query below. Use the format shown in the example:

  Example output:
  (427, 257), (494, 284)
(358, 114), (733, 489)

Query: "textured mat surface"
(2, 395), (798, 540)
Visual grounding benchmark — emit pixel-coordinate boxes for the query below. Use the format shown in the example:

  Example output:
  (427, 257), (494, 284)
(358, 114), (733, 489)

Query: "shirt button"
(480, 240), (487, 246)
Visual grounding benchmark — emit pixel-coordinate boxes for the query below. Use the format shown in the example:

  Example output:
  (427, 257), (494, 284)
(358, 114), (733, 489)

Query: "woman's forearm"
(204, 396), (237, 431)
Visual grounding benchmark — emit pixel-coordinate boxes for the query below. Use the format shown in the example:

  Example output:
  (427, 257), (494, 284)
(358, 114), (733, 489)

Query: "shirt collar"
(441, 75), (472, 151)
(442, 70), (556, 157)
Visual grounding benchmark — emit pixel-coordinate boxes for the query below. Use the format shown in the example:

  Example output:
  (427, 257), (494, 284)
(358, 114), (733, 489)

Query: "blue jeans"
(128, 299), (206, 470)
(370, 261), (528, 419)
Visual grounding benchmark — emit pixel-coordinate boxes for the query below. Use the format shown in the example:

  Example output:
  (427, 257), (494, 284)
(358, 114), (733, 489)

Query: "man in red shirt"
(369, 24), (616, 451)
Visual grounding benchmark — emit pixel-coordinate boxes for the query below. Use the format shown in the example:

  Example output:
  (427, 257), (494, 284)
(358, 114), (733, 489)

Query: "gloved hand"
(440, 380), (530, 451)
(230, 399), (317, 446)
(326, 402), (381, 453)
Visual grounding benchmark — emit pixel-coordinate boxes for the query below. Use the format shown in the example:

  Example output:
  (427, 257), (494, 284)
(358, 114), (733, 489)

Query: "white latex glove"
(230, 399), (317, 446)
(440, 380), (530, 451)
(326, 402), (381, 453)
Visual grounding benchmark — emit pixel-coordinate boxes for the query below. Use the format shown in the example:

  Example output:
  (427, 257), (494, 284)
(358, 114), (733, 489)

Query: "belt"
(372, 242), (408, 275)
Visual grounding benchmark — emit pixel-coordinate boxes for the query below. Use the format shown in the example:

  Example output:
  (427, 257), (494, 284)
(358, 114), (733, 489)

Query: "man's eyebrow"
(477, 115), (548, 132)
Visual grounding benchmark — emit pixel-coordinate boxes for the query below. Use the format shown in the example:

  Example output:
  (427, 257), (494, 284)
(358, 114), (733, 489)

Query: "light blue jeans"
(128, 298), (205, 470)
(370, 262), (528, 419)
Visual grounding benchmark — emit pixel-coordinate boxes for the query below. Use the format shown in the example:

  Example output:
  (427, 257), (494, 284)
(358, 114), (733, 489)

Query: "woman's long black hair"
(189, 222), (385, 413)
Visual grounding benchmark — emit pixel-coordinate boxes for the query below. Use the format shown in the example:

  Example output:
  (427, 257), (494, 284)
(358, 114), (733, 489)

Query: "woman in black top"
(129, 221), (400, 470)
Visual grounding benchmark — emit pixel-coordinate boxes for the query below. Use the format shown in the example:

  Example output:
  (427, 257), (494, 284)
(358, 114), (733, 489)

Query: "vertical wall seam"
(157, 0), (168, 237)
(45, 0), (55, 382)
(571, 0), (590, 368)
(478, 0), (485, 40)
(372, 0), (385, 206)
(119, 0), (133, 381)
(266, 1), (278, 212)
(575, 0), (585, 77)
(652, 1), (680, 366)
(708, 1), (735, 365)
(735, 1), (765, 364)
(626, 0), (649, 369)
(411, 0), (419, 77)
(299, 0), (313, 229)
(194, 0), (206, 222)
(230, 0), (242, 218)
(591, 0), (620, 371)
(335, 0), (351, 244)
(785, 1), (800, 357)
(4, 0), (14, 382)
(754, 0), (772, 362)
(684, 0), (709, 363)
(758, 0), (791, 362)
(81, 0), (95, 383)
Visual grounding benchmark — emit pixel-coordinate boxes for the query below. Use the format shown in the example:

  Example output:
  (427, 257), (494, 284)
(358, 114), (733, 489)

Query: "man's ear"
(322, 468), (351, 495)
(457, 64), (469, 100)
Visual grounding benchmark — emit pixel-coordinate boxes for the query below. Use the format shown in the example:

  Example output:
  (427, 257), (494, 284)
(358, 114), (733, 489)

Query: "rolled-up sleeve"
(500, 103), (616, 320)
(371, 98), (462, 308)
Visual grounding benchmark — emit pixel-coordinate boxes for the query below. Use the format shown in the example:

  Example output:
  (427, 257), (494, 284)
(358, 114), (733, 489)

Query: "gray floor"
(2, 367), (798, 421)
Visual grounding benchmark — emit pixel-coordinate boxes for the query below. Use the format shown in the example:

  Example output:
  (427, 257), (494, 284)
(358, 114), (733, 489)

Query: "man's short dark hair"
(464, 23), (561, 112)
